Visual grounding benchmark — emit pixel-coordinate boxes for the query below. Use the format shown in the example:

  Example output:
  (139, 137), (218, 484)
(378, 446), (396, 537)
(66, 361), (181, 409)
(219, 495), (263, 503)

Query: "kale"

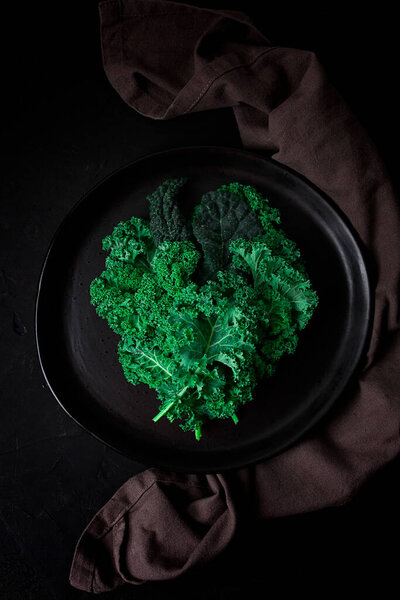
(192, 189), (264, 282)
(90, 179), (319, 440)
(147, 177), (193, 246)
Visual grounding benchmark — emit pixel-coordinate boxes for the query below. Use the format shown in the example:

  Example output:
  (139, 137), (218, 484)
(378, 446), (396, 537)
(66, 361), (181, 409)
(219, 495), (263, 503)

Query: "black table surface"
(1, 1), (399, 598)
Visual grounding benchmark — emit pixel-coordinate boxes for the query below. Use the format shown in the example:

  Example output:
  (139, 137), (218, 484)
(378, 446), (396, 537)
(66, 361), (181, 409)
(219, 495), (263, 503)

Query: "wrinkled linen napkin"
(70, 0), (400, 592)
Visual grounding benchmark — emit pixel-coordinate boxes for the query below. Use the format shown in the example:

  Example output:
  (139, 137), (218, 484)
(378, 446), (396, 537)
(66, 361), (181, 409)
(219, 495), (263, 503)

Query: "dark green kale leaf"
(192, 189), (264, 283)
(219, 182), (307, 273)
(147, 177), (193, 246)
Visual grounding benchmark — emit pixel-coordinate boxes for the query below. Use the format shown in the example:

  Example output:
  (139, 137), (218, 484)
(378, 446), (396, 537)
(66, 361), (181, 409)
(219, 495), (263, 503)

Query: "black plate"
(35, 146), (372, 472)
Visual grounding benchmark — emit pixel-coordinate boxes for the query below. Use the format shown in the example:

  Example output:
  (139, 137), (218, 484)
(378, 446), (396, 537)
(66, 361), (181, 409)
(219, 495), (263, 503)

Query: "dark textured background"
(1, 1), (399, 597)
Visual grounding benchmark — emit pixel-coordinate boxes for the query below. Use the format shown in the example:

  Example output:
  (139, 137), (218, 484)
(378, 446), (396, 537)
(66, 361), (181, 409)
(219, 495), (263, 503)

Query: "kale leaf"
(192, 189), (264, 282)
(147, 177), (193, 246)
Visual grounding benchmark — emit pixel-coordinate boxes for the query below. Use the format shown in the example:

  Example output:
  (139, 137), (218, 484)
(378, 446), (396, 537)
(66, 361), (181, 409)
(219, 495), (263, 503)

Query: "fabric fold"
(70, 0), (400, 592)
(70, 469), (237, 591)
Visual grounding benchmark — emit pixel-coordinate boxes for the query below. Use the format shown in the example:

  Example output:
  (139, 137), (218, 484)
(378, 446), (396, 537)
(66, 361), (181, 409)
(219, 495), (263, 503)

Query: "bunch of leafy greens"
(90, 178), (318, 440)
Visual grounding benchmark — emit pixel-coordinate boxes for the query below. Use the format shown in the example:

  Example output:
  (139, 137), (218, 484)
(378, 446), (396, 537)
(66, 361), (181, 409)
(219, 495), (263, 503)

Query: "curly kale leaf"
(230, 239), (318, 332)
(147, 177), (193, 246)
(90, 216), (156, 336)
(114, 272), (260, 440)
(171, 305), (254, 379)
(230, 238), (318, 372)
(119, 338), (176, 387)
(152, 241), (200, 295)
(192, 189), (264, 282)
(90, 238), (199, 340)
(102, 216), (155, 268)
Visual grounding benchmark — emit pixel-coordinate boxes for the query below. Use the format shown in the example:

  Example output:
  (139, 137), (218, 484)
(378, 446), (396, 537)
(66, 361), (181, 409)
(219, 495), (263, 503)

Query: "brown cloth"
(70, 0), (400, 592)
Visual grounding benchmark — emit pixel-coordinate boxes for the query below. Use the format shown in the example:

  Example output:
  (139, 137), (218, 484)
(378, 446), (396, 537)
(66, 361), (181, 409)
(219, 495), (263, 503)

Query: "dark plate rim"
(34, 145), (374, 472)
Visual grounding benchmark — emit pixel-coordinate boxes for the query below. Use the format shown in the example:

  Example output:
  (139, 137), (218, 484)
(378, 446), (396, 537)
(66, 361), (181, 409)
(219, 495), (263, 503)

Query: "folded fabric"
(70, 0), (400, 592)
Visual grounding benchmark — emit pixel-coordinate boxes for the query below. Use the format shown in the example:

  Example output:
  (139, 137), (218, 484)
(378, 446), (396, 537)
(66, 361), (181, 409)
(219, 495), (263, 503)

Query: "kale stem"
(152, 399), (175, 422)
(177, 385), (189, 397)
(153, 385), (189, 423)
(195, 424), (202, 441)
(231, 413), (239, 425)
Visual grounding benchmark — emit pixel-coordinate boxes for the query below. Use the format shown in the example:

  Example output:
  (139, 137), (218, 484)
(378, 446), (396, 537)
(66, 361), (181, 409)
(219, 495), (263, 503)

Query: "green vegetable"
(90, 178), (319, 439)
(147, 177), (193, 246)
(192, 189), (264, 282)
